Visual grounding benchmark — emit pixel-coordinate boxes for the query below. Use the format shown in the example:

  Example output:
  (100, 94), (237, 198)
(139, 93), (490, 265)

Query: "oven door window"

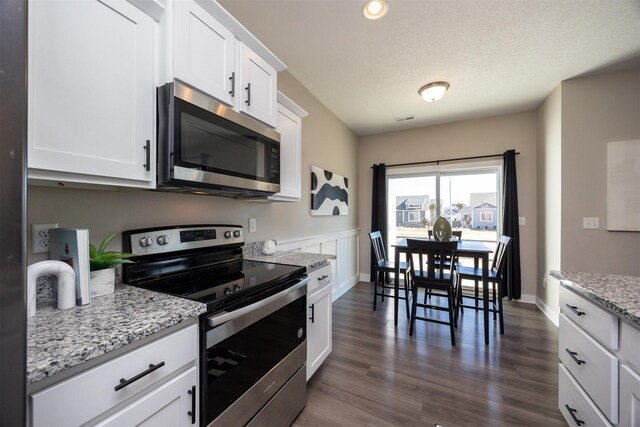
(174, 98), (275, 182)
(204, 295), (306, 425)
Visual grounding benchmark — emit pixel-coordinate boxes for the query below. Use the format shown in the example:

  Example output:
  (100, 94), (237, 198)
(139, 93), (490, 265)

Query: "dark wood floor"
(293, 282), (566, 427)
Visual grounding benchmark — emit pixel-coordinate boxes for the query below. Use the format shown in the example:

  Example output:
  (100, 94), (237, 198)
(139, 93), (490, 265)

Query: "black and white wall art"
(311, 166), (348, 216)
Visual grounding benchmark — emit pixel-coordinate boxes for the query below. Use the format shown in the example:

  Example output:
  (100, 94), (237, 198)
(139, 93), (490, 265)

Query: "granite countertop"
(243, 241), (335, 271)
(551, 270), (640, 327)
(27, 285), (206, 384)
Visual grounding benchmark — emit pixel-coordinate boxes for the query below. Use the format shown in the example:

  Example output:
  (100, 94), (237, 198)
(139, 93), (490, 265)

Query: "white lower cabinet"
(559, 363), (612, 427)
(306, 264), (332, 380)
(29, 323), (199, 427)
(620, 364), (640, 427)
(97, 367), (198, 427)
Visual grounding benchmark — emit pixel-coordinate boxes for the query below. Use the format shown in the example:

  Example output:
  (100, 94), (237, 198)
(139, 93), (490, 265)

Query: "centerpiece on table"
(89, 232), (135, 297)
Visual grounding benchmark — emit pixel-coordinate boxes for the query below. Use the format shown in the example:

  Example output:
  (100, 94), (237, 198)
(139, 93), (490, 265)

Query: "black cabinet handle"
(565, 348), (586, 365)
(114, 361), (165, 391)
(565, 404), (585, 426)
(565, 304), (585, 316)
(228, 72), (235, 97)
(143, 140), (151, 171)
(187, 385), (196, 424)
(309, 303), (315, 323)
(245, 83), (251, 106)
(318, 275), (329, 281)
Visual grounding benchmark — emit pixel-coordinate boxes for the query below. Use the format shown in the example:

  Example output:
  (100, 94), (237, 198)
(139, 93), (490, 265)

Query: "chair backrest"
(369, 231), (388, 265)
(406, 239), (457, 284)
(427, 229), (462, 240)
(492, 235), (512, 277)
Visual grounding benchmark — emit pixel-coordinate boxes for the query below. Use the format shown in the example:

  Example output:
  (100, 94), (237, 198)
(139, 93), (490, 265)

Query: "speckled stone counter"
(27, 285), (206, 384)
(244, 242), (335, 271)
(551, 270), (640, 328)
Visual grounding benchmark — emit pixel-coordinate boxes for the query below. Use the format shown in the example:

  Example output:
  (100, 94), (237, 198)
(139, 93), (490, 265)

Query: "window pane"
(387, 175), (436, 249)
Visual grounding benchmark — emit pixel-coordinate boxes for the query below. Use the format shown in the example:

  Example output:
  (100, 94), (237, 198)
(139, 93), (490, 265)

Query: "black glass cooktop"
(130, 260), (305, 313)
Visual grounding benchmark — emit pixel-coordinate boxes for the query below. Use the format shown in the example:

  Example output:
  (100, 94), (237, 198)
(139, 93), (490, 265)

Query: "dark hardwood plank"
(294, 282), (565, 427)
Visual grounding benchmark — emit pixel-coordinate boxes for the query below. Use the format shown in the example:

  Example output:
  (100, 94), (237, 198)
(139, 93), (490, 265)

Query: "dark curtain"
(370, 164), (387, 279)
(502, 150), (522, 300)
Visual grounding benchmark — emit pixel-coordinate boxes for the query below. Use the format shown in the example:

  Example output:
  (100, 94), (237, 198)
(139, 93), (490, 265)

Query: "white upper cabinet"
(28, 0), (156, 188)
(173, 0), (236, 107)
(269, 92), (308, 202)
(237, 43), (278, 127)
(164, 0), (285, 127)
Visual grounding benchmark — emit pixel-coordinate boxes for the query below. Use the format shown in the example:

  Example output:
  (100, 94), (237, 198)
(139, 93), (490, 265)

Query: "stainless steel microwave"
(156, 81), (280, 197)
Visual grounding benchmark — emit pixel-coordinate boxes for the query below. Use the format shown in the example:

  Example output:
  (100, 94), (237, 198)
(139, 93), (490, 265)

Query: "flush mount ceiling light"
(418, 81), (450, 102)
(363, 0), (389, 20)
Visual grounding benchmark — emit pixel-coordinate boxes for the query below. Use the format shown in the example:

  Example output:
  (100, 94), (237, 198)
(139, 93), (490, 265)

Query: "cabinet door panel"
(270, 103), (302, 201)
(238, 43), (277, 127)
(173, 0), (235, 106)
(97, 367), (198, 427)
(307, 283), (332, 380)
(621, 364), (640, 427)
(28, 0), (155, 185)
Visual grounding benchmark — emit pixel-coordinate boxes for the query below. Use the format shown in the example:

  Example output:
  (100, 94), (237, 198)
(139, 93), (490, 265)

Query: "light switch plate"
(249, 218), (257, 233)
(583, 217), (600, 229)
(519, 217), (526, 226)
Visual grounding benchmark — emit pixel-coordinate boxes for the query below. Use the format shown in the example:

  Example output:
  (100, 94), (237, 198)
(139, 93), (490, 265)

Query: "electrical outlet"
(249, 218), (257, 233)
(583, 217), (600, 230)
(32, 223), (58, 254)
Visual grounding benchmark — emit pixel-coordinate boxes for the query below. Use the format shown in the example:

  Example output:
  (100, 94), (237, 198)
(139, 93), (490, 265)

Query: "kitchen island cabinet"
(28, 0), (157, 189)
(552, 271), (640, 427)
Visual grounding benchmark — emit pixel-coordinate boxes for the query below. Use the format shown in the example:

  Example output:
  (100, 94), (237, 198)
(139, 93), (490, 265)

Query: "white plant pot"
(90, 268), (115, 298)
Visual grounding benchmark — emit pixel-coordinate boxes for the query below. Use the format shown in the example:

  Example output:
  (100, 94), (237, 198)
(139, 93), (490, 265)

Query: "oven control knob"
(223, 287), (232, 295)
(233, 230), (241, 238)
(157, 235), (169, 245)
(139, 236), (153, 247)
(224, 231), (232, 239)
(233, 284), (241, 292)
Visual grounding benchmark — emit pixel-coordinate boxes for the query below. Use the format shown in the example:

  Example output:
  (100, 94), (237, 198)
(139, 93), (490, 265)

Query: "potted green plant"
(89, 232), (135, 297)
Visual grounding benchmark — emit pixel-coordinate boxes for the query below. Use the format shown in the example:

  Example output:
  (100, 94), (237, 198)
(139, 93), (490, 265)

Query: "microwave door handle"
(208, 277), (308, 328)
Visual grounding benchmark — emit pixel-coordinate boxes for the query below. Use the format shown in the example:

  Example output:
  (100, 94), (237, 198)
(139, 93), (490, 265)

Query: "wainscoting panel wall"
(276, 229), (360, 301)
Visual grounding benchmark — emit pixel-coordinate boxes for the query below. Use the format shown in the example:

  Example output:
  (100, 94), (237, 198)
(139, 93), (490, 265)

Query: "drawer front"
(620, 364), (640, 427)
(559, 363), (612, 427)
(560, 285), (618, 350)
(306, 263), (331, 294)
(621, 321), (640, 371)
(559, 314), (618, 423)
(31, 324), (198, 427)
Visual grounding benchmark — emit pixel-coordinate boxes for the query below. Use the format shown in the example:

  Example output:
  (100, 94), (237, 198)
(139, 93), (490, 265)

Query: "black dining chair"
(454, 235), (511, 334)
(369, 231), (411, 316)
(422, 230), (462, 304)
(406, 239), (458, 346)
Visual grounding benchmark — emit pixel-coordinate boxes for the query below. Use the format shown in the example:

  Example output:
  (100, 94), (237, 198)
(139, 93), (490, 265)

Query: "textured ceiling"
(219, 0), (640, 136)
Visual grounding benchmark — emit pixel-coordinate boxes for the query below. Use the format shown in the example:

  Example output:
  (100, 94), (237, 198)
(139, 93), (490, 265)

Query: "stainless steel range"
(122, 225), (308, 427)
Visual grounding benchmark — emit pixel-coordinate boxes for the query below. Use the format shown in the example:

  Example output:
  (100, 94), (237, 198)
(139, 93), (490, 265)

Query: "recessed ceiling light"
(418, 81), (450, 102)
(363, 0), (389, 20)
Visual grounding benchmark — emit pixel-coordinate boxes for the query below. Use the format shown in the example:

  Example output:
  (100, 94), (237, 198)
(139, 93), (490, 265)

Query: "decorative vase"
(432, 216), (452, 241)
(90, 267), (115, 298)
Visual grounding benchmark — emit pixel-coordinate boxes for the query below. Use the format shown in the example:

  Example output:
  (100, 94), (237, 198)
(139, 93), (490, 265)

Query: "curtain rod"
(370, 152), (520, 169)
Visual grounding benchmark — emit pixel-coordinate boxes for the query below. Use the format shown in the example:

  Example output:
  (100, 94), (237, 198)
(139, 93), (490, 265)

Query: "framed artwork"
(311, 166), (348, 216)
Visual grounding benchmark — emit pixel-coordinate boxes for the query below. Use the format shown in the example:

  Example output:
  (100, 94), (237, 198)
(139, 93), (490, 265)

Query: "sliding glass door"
(387, 166), (500, 262)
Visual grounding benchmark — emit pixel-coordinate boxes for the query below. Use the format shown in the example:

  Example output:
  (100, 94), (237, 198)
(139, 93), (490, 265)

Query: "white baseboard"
(513, 293), (536, 304)
(332, 274), (359, 302)
(536, 296), (559, 327)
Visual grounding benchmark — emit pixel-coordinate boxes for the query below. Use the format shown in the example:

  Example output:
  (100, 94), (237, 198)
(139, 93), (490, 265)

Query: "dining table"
(392, 238), (494, 345)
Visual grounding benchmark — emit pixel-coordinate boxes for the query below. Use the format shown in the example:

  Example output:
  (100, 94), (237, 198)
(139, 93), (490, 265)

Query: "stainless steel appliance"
(0, 0), (27, 424)
(157, 81), (281, 198)
(122, 225), (307, 427)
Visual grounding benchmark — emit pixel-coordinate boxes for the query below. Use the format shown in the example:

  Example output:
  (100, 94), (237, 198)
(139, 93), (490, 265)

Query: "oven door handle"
(208, 277), (309, 328)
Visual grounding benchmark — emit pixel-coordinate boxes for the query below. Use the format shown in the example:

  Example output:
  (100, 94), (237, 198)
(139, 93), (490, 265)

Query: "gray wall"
(27, 71), (359, 263)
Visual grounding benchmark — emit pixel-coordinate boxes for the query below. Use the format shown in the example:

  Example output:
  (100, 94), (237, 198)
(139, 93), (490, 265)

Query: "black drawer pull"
(143, 140), (151, 171)
(565, 349), (586, 365)
(245, 83), (251, 106)
(228, 72), (235, 97)
(318, 275), (328, 281)
(565, 404), (585, 426)
(309, 303), (315, 323)
(114, 361), (165, 391)
(187, 385), (196, 424)
(565, 304), (585, 316)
